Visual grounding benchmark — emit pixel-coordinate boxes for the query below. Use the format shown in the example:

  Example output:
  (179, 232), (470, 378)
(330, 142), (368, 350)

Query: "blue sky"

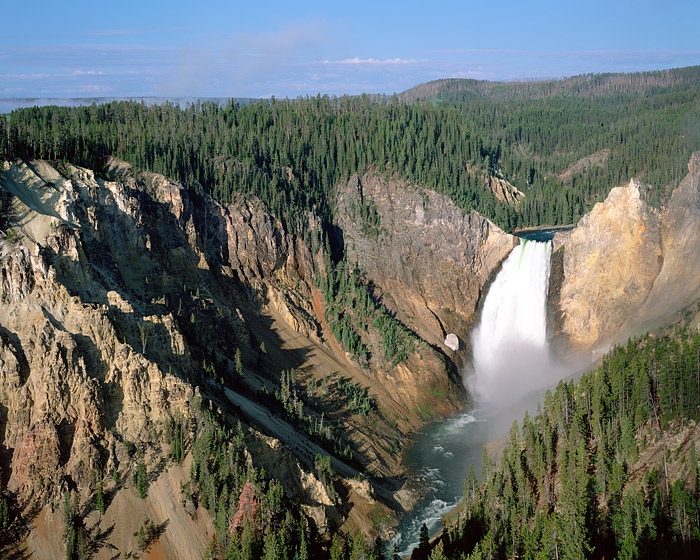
(2, 0), (699, 98)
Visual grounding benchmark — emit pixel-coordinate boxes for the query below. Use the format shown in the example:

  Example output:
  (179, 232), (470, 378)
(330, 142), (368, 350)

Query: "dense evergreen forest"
(2, 66), (699, 233)
(0, 96), (518, 231)
(426, 328), (700, 560)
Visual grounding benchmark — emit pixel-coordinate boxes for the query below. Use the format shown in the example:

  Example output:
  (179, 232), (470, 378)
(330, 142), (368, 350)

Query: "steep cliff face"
(0, 159), (375, 556)
(0, 158), (514, 556)
(618, 151), (700, 336)
(552, 180), (663, 352)
(552, 151), (700, 354)
(336, 173), (516, 357)
(0, 183), (198, 498)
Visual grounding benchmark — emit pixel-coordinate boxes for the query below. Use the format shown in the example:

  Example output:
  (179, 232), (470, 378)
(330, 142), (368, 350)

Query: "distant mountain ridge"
(401, 65), (700, 102)
(0, 96), (254, 114)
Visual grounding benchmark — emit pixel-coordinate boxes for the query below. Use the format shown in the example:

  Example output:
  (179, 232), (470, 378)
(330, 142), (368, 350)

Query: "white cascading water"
(469, 239), (559, 406)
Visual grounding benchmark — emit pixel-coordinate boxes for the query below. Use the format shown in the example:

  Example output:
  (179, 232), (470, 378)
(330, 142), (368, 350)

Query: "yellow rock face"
(557, 180), (662, 352)
(555, 152), (700, 354)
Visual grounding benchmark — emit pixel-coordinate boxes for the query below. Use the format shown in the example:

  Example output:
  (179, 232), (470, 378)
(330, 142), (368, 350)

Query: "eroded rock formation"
(0, 157), (514, 556)
(552, 151), (700, 354)
(336, 172), (516, 355)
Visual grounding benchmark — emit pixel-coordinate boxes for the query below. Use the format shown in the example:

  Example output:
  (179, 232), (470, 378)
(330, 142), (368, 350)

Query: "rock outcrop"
(336, 173), (516, 356)
(1, 158), (515, 556)
(0, 159), (365, 555)
(552, 151), (700, 354)
(487, 175), (525, 206)
(618, 152), (700, 336)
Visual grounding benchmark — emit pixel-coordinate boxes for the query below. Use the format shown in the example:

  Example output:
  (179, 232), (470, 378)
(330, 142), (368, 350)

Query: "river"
(392, 396), (546, 557)
(392, 409), (486, 557)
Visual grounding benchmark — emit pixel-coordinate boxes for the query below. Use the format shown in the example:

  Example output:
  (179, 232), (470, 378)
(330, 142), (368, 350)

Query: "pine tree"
(329, 534), (345, 560)
(62, 490), (76, 560)
(262, 528), (281, 560)
(419, 523), (430, 554)
(297, 517), (309, 560)
(95, 471), (105, 515)
(77, 527), (88, 560)
(235, 348), (244, 377)
(0, 494), (9, 530)
(428, 540), (446, 560)
(689, 442), (698, 493)
(136, 460), (148, 499)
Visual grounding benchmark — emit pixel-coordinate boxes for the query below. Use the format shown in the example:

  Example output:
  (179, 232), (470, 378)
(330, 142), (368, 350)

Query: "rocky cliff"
(0, 160), (332, 555)
(0, 158), (512, 557)
(552, 151), (700, 354)
(336, 172), (516, 360)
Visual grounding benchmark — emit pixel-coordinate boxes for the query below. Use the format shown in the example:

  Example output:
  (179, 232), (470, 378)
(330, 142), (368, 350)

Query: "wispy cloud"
(1, 44), (176, 70)
(86, 29), (149, 37)
(419, 48), (700, 60)
(2, 73), (52, 79)
(329, 57), (418, 65)
(3, 33), (699, 99)
(156, 20), (338, 96)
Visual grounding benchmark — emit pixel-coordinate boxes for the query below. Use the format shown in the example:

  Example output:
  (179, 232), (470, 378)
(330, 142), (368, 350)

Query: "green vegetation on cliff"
(0, 95), (515, 230)
(431, 327), (700, 560)
(321, 253), (419, 368)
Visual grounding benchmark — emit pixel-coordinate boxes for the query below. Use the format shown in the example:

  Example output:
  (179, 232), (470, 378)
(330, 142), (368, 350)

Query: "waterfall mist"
(468, 239), (564, 408)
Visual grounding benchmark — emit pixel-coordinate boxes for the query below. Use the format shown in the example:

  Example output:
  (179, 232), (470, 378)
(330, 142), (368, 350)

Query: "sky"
(2, 0), (699, 99)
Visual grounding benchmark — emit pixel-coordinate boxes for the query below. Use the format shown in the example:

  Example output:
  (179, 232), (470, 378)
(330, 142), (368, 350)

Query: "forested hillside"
(0, 97), (517, 230)
(2, 66), (699, 232)
(425, 328), (700, 560)
(2, 67), (700, 560)
(404, 66), (700, 226)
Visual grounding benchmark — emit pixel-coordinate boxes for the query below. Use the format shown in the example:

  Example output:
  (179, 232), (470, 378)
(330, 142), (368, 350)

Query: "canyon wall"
(0, 159), (368, 556)
(336, 173), (516, 357)
(552, 151), (700, 355)
(0, 158), (516, 556)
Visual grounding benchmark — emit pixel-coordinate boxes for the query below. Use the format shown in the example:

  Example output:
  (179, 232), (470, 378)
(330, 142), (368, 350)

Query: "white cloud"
(419, 48), (700, 61)
(2, 73), (51, 79)
(86, 29), (148, 37)
(329, 57), (417, 65)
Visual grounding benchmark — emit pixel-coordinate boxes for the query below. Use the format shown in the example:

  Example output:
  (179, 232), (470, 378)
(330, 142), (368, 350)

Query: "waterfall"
(469, 240), (558, 406)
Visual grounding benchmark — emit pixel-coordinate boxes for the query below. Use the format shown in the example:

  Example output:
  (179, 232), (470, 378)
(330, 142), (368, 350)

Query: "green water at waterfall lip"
(518, 238), (528, 268)
(516, 226), (573, 242)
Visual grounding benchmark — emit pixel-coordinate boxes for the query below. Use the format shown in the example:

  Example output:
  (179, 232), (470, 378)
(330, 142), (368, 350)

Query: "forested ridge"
(405, 66), (700, 225)
(423, 328), (700, 560)
(2, 66), (699, 233)
(0, 96), (517, 231)
(401, 66), (700, 102)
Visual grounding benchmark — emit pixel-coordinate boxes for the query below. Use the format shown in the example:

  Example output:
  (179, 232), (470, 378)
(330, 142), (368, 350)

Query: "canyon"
(1, 150), (700, 558)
